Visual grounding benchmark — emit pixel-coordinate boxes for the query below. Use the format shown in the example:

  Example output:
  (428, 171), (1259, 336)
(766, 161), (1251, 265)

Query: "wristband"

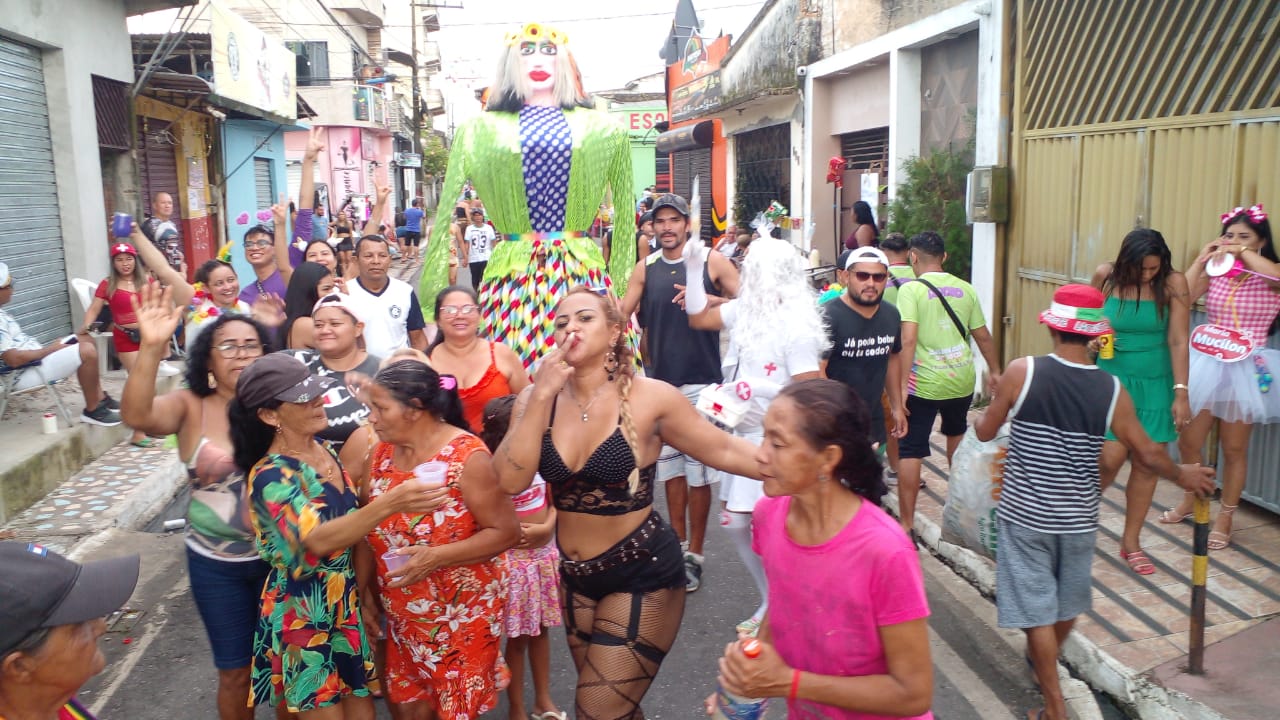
(1173, 383), (1189, 391)
(789, 669), (801, 701)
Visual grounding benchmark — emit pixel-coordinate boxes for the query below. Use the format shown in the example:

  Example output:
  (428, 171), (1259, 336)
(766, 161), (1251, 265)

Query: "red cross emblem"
(735, 381), (752, 401)
(763, 362), (778, 376)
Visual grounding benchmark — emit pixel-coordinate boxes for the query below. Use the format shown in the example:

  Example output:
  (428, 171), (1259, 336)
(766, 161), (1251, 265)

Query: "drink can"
(1098, 333), (1115, 360)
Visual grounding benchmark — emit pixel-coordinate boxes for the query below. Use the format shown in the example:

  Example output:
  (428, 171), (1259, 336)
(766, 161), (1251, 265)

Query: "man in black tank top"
(973, 285), (1215, 720)
(619, 193), (740, 592)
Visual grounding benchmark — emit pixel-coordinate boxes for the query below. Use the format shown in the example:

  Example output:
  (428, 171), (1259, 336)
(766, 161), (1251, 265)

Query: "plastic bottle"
(710, 638), (768, 720)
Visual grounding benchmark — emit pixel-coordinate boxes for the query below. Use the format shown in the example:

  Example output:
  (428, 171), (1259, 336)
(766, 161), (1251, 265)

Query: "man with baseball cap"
(0, 262), (121, 426)
(0, 541), (140, 719)
(973, 284), (1216, 720)
(619, 192), (739, 592)
(821, 247), (906, 452)
(895, 230), (1001, 533)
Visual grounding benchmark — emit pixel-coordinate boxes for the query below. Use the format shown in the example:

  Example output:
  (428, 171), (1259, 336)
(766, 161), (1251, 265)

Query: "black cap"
(651, 193), (690, 219)
(235, 352), (337, 409)
(639, 210), (654, 225)
(0, 542), (140, 654)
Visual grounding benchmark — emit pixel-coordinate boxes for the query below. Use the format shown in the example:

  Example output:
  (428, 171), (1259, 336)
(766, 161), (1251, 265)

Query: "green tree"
(886, 136), (975, 280)
(420, 133), (449, 179)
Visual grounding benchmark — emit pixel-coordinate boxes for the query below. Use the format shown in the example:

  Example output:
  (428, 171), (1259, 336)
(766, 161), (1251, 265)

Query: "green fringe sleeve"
(419, 121), (471, 322)
(607, 126), (636, 295)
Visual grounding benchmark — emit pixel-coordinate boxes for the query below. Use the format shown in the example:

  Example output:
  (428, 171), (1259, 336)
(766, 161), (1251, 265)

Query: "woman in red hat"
(80, 241), (155, 446)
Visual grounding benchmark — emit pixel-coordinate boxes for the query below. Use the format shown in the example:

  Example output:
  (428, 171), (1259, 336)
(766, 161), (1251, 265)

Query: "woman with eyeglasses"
(284, 293), (382, 455)
(427, 286), (530, 432)
(120, 284), (293, 720)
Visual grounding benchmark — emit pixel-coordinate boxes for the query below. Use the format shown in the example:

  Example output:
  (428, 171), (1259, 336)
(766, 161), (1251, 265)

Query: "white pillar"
(971, 0), (1007, 334)
(887, 48), (921, 204)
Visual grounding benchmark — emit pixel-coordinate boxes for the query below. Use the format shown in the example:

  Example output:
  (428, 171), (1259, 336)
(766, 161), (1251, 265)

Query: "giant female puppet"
(419, 23), (636, 367)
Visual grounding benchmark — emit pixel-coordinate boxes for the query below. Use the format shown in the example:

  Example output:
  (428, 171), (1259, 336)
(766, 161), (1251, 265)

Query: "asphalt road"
(72, 484), (1071, 720)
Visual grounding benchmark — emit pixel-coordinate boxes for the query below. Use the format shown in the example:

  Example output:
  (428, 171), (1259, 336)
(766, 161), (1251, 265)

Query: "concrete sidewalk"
(904, 418), (1280, 720)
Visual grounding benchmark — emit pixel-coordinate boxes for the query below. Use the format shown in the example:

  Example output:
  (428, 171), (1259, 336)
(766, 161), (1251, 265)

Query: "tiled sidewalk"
(910, 422), (1280, 718)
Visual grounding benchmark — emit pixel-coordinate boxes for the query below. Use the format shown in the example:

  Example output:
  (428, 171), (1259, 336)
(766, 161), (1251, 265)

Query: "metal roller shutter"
(0, 39), (70, 342)
(670, 147), (713, 244)
(254, 158), (275, 212)
(138, 117), (179, 215)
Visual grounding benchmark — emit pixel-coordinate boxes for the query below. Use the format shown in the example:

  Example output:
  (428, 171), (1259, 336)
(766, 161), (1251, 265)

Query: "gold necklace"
(281, 438), (335, 483)
(566, 382), (608, 423)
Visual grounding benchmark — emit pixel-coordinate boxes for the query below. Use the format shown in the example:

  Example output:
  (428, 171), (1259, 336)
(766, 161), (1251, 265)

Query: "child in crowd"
(478, 395), (566, 720)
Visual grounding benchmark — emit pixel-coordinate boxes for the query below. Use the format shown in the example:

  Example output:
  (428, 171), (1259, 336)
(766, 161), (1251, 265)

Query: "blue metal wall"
(221, 120), (287, 288)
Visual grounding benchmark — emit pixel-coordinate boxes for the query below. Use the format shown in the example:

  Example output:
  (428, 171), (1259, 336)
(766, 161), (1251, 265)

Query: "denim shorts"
(186, 547), (270, 670)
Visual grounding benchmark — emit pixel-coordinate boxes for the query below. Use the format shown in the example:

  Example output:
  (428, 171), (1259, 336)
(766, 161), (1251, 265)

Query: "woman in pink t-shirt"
(712, 379), (934, 720)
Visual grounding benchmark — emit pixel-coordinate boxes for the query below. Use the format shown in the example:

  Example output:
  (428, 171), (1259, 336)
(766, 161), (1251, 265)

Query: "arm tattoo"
(503, 445), (526, 471)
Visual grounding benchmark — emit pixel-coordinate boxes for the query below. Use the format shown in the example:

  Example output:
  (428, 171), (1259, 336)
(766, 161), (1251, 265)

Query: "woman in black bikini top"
(495, 286), (759, 719)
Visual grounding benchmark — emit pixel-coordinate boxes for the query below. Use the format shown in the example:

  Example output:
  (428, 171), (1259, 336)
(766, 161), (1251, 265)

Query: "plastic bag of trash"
(941, 426), (1009, 559)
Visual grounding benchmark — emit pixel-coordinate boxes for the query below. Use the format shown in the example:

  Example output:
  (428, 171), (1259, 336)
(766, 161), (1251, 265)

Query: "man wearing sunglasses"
(821, 247), (906, 461)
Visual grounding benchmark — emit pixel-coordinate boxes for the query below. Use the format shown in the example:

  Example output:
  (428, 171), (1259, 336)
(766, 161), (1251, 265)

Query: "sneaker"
(82, 400), (122, 427)
(157, 361), (182, 378)
(684, 552), (703, 593)
(884, 468), (898, 488)
(101, 392), (120, 411)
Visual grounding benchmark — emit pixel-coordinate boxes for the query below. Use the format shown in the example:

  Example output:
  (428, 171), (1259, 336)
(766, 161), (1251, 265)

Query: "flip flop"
(1026, 709), (1045, 720)
(1120, 548), (1156, 575)
(130, 438), (158, 448)
(530, 712), (568, 720)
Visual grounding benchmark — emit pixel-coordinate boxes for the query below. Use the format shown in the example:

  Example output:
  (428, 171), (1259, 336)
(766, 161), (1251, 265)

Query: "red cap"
(1038, 284), (1111, 337)
(111, 243), (138, 257)
(741, 639), (762, 658)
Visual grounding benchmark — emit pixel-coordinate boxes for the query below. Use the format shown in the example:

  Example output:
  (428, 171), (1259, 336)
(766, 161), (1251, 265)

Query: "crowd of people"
(2, 13), (1276, 720)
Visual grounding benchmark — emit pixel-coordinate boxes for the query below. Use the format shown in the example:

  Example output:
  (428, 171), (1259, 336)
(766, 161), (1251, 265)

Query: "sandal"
(531, 712), (568, 720)
(1120, 548), (1156, 575)
(1026, 709), (1045, 720)
(1158, 493), (1193, 524)
(1208, 503), (1238, 551)
(130, 437), (157, 448)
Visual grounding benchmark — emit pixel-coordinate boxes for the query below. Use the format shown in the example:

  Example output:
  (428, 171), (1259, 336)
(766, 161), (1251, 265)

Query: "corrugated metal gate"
(671, 147), (713, 244)
(0, 38), (70, 342)
(137, 116), (179, 216)
(1008, 0), (1280, 508)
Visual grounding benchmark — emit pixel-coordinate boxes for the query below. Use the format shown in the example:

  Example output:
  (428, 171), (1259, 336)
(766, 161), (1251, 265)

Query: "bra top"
(538, 405), (655, 515)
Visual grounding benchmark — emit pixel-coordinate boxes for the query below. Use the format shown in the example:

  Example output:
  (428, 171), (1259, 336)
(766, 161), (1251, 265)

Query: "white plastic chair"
(69, 278), (112, 377)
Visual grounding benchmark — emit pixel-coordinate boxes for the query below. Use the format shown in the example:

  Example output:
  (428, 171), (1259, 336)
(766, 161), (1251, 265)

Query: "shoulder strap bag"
(914, 276), (969, 341)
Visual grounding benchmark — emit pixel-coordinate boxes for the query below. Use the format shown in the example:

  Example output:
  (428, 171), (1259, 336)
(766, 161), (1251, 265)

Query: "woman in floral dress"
(357, 358), (520, 720)
(229, 353), (445, 717)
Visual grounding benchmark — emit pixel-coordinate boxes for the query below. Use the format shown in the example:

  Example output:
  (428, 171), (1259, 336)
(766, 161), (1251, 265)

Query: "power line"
(246, 2), (764, 29)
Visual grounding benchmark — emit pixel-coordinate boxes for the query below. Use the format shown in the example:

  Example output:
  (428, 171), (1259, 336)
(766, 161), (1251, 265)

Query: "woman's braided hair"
(555, 285), (641, 494)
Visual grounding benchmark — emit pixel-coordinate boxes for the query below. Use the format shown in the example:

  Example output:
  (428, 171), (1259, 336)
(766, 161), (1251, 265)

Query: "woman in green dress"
(419, 22), (636, 370)
(229, 353), (446, 717)
(1092, 228), (1192, 575)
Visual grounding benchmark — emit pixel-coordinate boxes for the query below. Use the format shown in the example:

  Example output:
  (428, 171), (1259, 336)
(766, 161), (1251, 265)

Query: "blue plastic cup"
(112, 212), (132, 238)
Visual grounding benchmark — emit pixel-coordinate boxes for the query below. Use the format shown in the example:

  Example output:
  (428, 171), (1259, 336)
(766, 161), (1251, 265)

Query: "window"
(287, 41), (329, 86)
(254, 159), (274, 214)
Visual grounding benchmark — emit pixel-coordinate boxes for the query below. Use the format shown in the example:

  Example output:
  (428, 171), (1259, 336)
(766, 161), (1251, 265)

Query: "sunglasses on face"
(439, 304), (480, 317)
(853, 271), (888, 282)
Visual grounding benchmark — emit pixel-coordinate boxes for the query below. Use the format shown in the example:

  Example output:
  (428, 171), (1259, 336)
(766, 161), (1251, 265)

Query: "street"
(76, 490), (1073, 720)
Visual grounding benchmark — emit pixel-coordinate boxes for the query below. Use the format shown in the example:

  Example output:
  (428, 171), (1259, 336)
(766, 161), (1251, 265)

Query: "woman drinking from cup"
(229, 353), (445, 717)
(494, 286), (759, 719)
(709, 379), (932, 719)
(120, 284), (283, 720)
(354, 359), (518, 719)
(1167, 205), (1280, 549)
(426, 286), (530, 432)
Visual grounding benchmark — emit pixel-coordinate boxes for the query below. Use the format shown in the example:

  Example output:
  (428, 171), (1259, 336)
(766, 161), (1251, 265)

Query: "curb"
(68, 455), (186, 562)
(896, 487), (1229, 720)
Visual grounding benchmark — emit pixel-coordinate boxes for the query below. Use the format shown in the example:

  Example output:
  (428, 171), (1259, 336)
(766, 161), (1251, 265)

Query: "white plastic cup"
(412, 461), (448, 488)
(41, 412), (57, 434)
(382, 550), (409, 574)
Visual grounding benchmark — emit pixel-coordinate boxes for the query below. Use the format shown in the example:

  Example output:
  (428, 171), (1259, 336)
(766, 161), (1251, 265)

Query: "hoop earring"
(604, 349), (620, 382)
(207, 372), (217, 389)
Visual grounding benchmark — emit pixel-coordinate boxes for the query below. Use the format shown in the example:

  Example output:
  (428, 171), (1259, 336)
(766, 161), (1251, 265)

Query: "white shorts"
(11, 344), (81, 391)
(657, 383), (716, 487)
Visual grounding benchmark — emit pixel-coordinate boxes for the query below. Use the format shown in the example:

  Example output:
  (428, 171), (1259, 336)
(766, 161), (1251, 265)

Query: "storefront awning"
(655, 120), (715, 154)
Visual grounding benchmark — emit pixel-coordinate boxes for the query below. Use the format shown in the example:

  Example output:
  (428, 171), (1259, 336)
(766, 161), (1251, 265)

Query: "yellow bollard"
(1188, 495), (1211, 675)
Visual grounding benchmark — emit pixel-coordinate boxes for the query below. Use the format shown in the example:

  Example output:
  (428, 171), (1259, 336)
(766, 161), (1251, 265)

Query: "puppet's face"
(519, 40), (558, 93)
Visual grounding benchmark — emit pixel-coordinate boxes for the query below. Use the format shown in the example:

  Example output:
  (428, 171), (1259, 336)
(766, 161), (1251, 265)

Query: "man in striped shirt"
(973, 284), (1214, 720)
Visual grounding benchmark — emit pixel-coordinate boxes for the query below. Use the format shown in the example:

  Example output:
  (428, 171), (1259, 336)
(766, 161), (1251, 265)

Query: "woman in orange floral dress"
(357, 358), (520, 720)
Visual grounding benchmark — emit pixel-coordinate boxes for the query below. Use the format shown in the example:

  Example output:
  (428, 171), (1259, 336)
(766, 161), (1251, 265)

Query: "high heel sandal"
(1158, 492), (1193, 524)
(1208, 503), (1238, 550)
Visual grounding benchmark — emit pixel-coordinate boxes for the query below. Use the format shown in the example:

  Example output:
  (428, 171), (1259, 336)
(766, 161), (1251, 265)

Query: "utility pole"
(410, 7), (422, 164)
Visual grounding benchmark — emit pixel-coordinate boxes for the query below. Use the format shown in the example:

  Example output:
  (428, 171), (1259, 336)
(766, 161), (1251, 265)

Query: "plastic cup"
(382, 550), (409, 574)
(413, 461), (448, 488)
(112, 212), (132, 238)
